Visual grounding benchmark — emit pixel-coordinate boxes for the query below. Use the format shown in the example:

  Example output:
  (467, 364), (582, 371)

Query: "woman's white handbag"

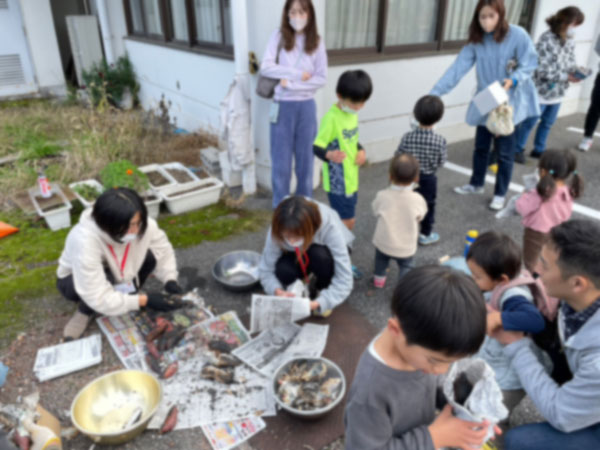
(486, 103), (514, 136)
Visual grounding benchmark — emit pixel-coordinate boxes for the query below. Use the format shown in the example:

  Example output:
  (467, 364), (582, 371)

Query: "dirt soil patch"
(34, 193), (65, 212)
(166, 168), (194, 184)
(146, 170), (170, 187)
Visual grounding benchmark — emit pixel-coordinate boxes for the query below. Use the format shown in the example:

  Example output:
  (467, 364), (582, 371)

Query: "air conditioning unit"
(66, 15), (103, 86)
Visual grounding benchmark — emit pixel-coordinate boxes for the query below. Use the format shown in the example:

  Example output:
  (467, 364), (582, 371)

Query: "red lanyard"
(295, 247), (310, 284)
(107, 243), (130, 279)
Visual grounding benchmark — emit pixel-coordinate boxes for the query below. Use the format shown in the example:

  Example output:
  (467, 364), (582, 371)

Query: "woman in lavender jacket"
(260, 0), (327, 209)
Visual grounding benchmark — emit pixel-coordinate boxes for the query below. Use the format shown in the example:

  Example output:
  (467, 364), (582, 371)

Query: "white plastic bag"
(486, 103), (514, 136)
(495, 170), (539, 219)
(443, 358), (508, 442)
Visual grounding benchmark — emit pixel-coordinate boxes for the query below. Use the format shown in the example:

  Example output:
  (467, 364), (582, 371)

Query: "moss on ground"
(0, 203), (268, 345)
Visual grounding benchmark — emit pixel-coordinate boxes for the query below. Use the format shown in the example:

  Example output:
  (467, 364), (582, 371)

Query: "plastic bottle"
(37, 170), (52, 199)
(23, 418), (62, 450)
(463, 230), (479, 257)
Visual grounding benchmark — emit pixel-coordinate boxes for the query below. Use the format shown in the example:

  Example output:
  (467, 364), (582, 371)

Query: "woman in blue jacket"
(431, 0), (539, 211)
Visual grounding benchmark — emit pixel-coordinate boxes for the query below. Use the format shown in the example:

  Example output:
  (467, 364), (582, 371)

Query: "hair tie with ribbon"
(549, 169), (555, 175)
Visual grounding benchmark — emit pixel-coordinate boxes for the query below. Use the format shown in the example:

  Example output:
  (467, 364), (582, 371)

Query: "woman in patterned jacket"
(514, 7), (584, 164)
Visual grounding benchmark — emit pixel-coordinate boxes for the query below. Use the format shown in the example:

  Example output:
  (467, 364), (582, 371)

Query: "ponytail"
(536, 172), (556, 201)
(537, 149), (582, 201)
(569, 172), (584, 199)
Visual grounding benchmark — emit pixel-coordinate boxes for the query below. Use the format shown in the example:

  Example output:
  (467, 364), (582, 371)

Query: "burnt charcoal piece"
(208, 339), (232, 354)
(453, 372), (474, 406)
(201, 364), (234, 384)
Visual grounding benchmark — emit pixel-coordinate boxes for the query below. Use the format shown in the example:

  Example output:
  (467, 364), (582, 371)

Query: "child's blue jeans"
(374, 248), (413, 279)
(270, 99), (317, 208)
(504, 421), (600, 450)
(416, 172), (437, 236)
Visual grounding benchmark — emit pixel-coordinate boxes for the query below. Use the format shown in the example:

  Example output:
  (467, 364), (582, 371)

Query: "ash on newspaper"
(148, 311), (275, 430)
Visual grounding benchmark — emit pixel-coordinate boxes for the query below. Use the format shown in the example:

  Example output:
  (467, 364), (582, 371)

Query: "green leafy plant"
(82, 55), (140, 108)
(73, 184), (103, 202)
(100, 160), (149, 194)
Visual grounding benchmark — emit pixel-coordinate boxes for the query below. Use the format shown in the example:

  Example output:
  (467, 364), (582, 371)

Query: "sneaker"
(63, 310), (92, 340)
(419, 232), (440, 246)
(489, 195), (506, 211)
(514, 152), (526, 164)
(530, 150), (543, 159)
(373, 275), (386, 289)
(352, 265), (363, 280)
(578, 137), (593, 152)
(454, 184), (485, 195)
(488, 163), (498, 174)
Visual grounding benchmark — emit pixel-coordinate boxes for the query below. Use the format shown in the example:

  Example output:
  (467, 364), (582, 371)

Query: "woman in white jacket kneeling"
(57, 187), (183, 340)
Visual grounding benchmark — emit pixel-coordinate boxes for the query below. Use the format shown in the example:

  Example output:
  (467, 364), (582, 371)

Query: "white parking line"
(566, 126), (600, 138)
(443, 161), (600, 220)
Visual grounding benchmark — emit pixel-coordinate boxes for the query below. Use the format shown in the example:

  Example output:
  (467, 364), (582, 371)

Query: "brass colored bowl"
(70, 370), (162, 445)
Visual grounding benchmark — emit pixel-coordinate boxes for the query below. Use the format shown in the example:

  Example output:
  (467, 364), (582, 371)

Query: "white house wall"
(124, 39), (234, 132)
(18, 0), (65, 96)
(103, 0), (600, 180)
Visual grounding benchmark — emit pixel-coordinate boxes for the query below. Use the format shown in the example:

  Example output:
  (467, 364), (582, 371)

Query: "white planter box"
(139, 163), (177, 193)
(29, 183), (72, 231)
(160, 178), (224, 214)
(144, 194), (161, 219)
(69, 179), (104, 209)
(160, 162), (202, 187)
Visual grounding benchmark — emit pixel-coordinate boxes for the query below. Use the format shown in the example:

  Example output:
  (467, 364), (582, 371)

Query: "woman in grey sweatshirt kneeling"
(258, 196), (353, 317)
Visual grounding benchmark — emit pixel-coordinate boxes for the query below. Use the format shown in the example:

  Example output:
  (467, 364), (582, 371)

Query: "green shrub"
(100, 160), (149, 193)
(82, 55), (140, 107)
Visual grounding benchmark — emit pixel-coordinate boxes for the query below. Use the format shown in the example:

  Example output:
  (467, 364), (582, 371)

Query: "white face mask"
(566, 26), (575, 39)
(121, 233), (138, 243)
(284, 237), (304, 248)
(289, 17), (307, 32)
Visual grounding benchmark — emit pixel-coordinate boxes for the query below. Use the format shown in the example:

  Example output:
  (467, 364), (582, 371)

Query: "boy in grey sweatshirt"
(498, 220), (600, 449)
(344, 266), (496, 450)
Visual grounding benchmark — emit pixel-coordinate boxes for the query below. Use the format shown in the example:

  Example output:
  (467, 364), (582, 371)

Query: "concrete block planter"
(69, 179), (104, 209)
(29, 183), (72, 231)
(159, 178), (224, 214)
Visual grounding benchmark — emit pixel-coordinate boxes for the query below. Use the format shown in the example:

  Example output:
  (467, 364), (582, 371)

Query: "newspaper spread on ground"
(148, 311), (276, 430)
(33, 334), (102, 381)
(249, 294), (311, 334)
(96, 290), (212, 370)
(97, 314), (148, 371)
(202, 416), (266, 450)
(233, 323), (329, 377)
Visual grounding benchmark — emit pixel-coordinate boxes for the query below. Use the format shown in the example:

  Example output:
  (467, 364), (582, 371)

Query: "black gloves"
(164, 280), (183, 295)
(146, 293), (182, 312)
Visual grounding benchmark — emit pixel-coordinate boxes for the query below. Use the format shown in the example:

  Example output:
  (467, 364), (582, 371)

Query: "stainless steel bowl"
(212, 250), (261, 292)
(70, 370), (162, 445)
(272, 357), (346, 420)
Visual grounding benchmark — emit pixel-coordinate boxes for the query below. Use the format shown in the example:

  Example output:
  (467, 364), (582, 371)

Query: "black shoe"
(514, 152), (526, 164)
(530, 150), (543, 159)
